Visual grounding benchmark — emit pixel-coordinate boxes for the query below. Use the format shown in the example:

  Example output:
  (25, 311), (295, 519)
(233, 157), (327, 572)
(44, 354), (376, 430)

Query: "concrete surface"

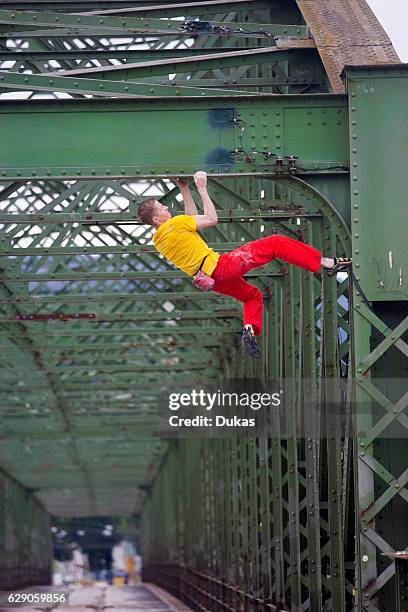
(0, 583), (191, 611)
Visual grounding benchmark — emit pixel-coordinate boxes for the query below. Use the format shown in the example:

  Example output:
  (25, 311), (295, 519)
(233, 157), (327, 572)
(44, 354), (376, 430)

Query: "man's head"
(137, 198), (171, 228)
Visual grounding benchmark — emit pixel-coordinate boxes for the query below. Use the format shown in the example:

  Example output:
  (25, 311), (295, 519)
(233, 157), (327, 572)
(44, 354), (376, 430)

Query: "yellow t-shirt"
(153, 215), (219, 277)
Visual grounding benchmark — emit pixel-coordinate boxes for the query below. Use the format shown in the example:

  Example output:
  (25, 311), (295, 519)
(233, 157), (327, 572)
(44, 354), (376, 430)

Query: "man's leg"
(212, 275), (263, 336)
(219, 234), (322, 278)
(212, 275), (263, 358)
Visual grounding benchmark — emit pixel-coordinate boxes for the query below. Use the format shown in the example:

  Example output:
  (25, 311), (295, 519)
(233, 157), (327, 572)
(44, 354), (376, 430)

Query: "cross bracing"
(0, 1), (406, 611)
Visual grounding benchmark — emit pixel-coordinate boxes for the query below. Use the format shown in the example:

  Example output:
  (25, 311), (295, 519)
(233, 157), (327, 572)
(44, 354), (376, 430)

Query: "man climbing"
(137, 171), (351, 359)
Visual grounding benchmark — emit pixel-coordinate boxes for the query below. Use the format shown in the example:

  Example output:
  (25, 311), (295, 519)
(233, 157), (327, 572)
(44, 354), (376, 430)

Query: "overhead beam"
(0, 211), (322, 226)
(0, 71), (258, 98)
(0, 96), (348, 180)
(78, 0), (273, 18)
(0, 269), (279, 281)
(0, 361), (215, 373)
(0, 291), (239, 304)
(4, 308), (240, 322)
(0, 0), (264, 8)
(50, 44), (315, 79)
(0, 74), (321, 98)
(0, 342), (223, 353)
(0, 325), (241, 336)
(0, 10), (309, 38)
(0, 47), (286, 61)
(0, 246), (227, 256)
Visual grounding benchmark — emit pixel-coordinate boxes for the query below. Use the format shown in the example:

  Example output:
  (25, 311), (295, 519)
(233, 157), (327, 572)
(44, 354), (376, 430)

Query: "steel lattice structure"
(0, 1), (406, 611)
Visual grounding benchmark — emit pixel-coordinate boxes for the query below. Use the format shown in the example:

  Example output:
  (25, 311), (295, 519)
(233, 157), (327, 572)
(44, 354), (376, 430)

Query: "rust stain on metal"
(360, 501), (375, 517)
(295, 0), (400, 92)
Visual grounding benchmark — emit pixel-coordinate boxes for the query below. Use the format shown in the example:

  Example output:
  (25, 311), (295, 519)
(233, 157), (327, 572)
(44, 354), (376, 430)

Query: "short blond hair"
(137, 198), (158, 225)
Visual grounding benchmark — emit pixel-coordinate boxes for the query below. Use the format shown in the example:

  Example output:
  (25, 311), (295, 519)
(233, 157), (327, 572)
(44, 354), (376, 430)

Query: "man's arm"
(193, 171), (218, 230)
(175, 178), (198, 216)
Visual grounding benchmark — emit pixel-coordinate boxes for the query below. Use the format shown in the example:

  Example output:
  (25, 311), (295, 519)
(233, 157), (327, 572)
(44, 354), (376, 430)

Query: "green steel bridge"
(0, 0), (407, 610)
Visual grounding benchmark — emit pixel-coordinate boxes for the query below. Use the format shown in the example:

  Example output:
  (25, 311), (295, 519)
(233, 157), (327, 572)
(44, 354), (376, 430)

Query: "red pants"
(211, 234), (321, 336)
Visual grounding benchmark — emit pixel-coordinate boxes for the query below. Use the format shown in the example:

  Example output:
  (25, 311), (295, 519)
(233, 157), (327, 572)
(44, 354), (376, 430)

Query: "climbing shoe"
(326, 257), (352, 277)
(242, 326), (261, 360)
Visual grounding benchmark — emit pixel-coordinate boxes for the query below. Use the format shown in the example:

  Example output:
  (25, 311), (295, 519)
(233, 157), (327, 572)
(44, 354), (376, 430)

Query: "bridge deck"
(0, 584), (191, 612)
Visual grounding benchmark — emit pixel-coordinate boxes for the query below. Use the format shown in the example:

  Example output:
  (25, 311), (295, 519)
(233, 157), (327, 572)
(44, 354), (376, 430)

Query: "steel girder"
(343, 65), (408, 612)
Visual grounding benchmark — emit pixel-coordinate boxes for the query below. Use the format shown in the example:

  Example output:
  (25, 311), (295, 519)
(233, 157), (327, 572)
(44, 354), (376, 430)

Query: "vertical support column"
(300, 221), (323, 610)
(283, 268), (302, 609)
(269, 279), (285, 607)
(321, 224), (346, 611)
(352, 295), (377, 610)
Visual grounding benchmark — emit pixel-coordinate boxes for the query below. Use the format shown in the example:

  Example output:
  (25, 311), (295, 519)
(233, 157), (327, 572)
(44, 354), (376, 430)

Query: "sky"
(366, 0), (408, 61)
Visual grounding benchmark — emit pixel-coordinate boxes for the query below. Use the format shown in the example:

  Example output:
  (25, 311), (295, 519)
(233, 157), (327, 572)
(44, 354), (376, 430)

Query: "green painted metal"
(0, 71), (262, 98)
(0, 96), (348, 180)
(0, 468), (52, 590)
(0, 9), (309, 38)
(345, 65), (408, 302)
(342, 65), (408, 611)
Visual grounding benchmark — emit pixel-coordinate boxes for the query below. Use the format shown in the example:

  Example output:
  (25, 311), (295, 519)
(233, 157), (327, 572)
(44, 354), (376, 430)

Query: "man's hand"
(193, 170), (217, 229)
(175, 177), (189, 191)
(194, 171), (207, 191)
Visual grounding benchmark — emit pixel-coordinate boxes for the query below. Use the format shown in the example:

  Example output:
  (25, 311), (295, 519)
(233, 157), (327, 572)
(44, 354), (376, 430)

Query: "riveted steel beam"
(0, 211), (322, 225)
(0, 269), (279, 281)
(50, 44), (315, 79)
(0, 96), (348, 180)
(0, 291), (236, 304)
(0, 71), (260, 98)
(0, 0), (262, 8)
(4, 309), (239, 323)
(0, 73), (321, 97)
(0, 340), (225, 351)
(1, 361), (214, 373)
(0, 326), (241, 336)
(0, 48), (271, 61)
(0, 10), (309, 39)
(78, 0), (273, 18)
